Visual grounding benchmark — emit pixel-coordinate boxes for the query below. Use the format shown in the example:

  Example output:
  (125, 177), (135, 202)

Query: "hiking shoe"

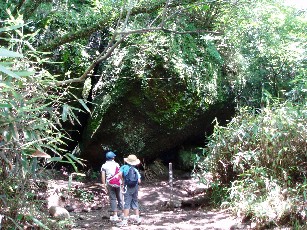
(116, 220), (128, 227)
(118, 214), (124, 220)
(135, 217), (142, 225)
(110, 215), (119, 222)
(129, 215), (142, 224)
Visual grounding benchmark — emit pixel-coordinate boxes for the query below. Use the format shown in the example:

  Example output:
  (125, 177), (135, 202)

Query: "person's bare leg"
(134, 209), (141, 224)
(123, 209), (129, 217)
(135, 209), (139, 216)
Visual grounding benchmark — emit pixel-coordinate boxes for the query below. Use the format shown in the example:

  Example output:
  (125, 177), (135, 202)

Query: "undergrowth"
(194, 101), (307, 228)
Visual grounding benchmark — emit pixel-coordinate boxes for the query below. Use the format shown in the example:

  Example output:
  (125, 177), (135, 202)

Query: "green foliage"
(217, 0), (307, 107)
(192, 2), (307, 221)
(73, 189), (94, 203)
(208, 103), (306, 183)
(1, 1), (305, 227)
(89, 30), (227, 132)
(87, 77), (132, 139)
(287, 70), (307, 104)
(88, 170), (100, 180)
(0, 14), (86, 229)
(177, 148), (202, 171)
(209, 181), (229, 207)
(226, 170), (293, 226)
(194, 99), (307, 227)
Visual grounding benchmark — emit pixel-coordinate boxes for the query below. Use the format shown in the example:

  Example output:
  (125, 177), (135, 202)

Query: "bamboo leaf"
(0, 24), (23, 33)
(15, 71), (35, 77)
(62, 104), (69, 122)
(66, 153), (86, 166)
(21, 102), (52, 113)
(64, 154), (78, 172)
(0, 103), (12, 108)
(69, 109), (81, 125)
(0, 62), (14, 67)
(0, 48), (23, 58)
(0, 82), (12, 89)
(78, 98), (91, 114)
(0, 65), (21, 79)
(47, 157), (62, 162)
(29, 217), (49, 229)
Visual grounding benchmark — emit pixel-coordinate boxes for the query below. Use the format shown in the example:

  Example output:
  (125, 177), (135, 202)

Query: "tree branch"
(160, 0), (171, 28)
(22, 0), (52, 21)
(38, 0), (207, 52)
(54, 0), (223, 86)
(117, 27), (222, 35)
(55, 34), (127, 86)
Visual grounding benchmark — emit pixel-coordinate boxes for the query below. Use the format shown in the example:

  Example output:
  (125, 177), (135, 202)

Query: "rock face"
(80, 76), (235, 169)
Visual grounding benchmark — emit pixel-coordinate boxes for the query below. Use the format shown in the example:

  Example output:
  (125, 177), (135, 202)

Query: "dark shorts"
(123, 185), (139, 210)
(107, 185), (123, 212)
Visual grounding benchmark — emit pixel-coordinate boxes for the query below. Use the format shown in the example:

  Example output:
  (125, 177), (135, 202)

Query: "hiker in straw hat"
(117, 154), (142, 227)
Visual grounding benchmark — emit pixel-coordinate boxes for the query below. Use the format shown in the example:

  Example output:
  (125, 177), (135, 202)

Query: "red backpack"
(107, 167), (121, 187)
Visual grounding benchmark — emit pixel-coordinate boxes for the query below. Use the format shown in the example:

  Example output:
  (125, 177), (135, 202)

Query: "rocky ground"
(46, 173), (250, 230)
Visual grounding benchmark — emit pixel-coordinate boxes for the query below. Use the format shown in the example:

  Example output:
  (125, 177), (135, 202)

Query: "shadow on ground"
(69, 180), (249, 230)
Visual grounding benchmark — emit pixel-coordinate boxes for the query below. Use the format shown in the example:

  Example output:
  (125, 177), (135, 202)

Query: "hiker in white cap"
(117, 154), (142, 227)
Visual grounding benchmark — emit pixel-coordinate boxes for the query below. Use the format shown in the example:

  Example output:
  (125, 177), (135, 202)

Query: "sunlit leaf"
(15, 71), (35, 77)
(0, 24), (23, 33)
(0, 48), (23, 58)
(47, 157), (63, 162)
(78, 98), (91, 114)
(30, 150), (51, 158)
(64, 154), (78, 171)
(0, 64), (21, 79)
(66, 153), (86, 166)
(62, 104), (69, 122)
(0, 103), (12, 108)
(69, 109), (81, 125)
(30, 216), (49, 229)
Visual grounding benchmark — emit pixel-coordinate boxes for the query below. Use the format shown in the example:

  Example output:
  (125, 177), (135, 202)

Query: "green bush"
(0, 13), (85, 229)
(194, 101), (307, 227)
(177, 148), (201, 171)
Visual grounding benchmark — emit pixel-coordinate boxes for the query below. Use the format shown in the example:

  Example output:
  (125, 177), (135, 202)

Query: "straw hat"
(124, 154), (140, 166)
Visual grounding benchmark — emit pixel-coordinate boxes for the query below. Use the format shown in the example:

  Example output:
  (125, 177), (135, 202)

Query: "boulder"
(80, 77), (235, 168)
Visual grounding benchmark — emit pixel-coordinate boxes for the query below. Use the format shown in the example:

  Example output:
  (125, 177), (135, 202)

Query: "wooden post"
(169, 162), (173, 209)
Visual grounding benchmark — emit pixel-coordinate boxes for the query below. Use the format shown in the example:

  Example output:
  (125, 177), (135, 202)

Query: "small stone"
(82, 207), (91, 212)
(49, 206), (70, 219)
(91, 205), (101, 210)
(77, 215), (85, 220)
(81, 223), (90, 228)
(65, 205), (75, 212)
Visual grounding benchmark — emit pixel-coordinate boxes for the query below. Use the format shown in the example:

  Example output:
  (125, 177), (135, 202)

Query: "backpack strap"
(107, 166), (120, 182)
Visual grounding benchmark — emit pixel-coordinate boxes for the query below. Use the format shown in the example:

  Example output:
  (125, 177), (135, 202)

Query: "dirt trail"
(67, 179), (248, 230)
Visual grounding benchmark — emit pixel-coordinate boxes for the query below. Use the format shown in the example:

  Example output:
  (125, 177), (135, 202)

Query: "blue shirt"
(120, 165), (141, 179)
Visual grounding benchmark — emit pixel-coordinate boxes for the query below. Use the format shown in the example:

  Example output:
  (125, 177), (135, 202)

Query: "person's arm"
(118, 171), (123, 181)
(119, 165), (127, 187)
(119, 166), (124, 184)
(101, 170), (107, 191)
(136, 169), (141, 184)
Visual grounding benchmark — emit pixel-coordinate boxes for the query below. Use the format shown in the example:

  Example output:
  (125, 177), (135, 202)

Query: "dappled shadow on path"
(70, 179), (248, 230)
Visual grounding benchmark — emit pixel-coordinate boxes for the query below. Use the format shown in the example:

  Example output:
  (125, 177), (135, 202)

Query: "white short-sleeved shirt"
(100, 160), (120, 180)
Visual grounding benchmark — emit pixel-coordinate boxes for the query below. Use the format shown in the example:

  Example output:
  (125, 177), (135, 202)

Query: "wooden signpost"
(169, 162), (174, 209)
